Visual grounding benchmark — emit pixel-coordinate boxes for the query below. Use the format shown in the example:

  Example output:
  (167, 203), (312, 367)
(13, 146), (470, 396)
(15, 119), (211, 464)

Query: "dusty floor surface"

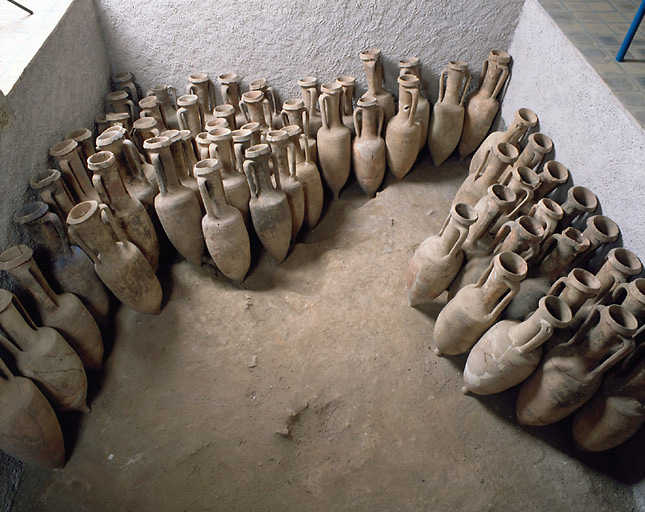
(10, 156), (644, 511)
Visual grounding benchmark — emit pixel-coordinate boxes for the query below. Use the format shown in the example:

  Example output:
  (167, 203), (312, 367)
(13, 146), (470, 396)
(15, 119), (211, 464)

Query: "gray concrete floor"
(9, 156), (643, 511)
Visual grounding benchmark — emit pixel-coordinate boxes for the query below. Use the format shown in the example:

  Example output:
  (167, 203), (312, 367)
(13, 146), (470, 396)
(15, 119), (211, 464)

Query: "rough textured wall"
(0, 0), (110, 506)
(95, 0), (525, 102)
(500, 0), (645, 257)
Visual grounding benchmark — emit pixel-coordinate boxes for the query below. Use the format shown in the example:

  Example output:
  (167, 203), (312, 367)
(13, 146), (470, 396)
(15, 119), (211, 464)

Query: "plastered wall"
(94, 0), (525, 103)
(500, 0), (645, 258)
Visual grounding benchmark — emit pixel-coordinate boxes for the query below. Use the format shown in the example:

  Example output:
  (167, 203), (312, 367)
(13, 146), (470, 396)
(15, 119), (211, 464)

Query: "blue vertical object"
(616, 0), (645, 62)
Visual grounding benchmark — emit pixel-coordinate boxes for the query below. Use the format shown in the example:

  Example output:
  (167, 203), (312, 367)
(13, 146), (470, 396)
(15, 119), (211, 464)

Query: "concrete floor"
(9, 156), (643, 511)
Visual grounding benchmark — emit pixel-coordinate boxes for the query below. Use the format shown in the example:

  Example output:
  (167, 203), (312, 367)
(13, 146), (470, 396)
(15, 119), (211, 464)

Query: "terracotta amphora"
(298, 76), (323, 138)
(549, 268), (602, 318)
(207, 128), (251, 224)
(181, 130), (199, 170)
(572, 215), (620, 269)
(0, 290), (89, 413)
(612, 278), (645, 324)
(428, 61), (471, 166)
(243, 144), (292, 263)
(283, 125), (324, 229)
(0, 245), (104, 370)
(385, 75), (422, 179)
(194, 159), (251, 282)
(406, 203), (477, 306)
(13, 202), (110, 326)
(187, 72), (216, 122)
(67, 201), (163, 313)
(572, 341), (645, 451)
(65, 128), (95, 163)
(231, 128), (254, 174)
(29, 168), (76, 221)
(241, 122), (263, 146)
(459, 50), (512, 159)
(88, 151), (159, 270)
(147, 85), (178, 129)
(461, 184), (517, 261)
(267, 130), (305, 241)
(0, 353), (65, 468)
(177, 94), (204, 137)
(359, 48), (395, 124)
(112, 71), (139, 103)
(464, 296), (572, 395)
(397, 66), (429, 154)
(49, 139), (100, 203)
(517, 305), (637, 426)
(502, 227), (589, 321)
(138, 96), (166, 132)
(158, 129), (202, 212)
(352, 97), (386, 198)
(492, 165), (540, 230)
(108, 90), (137, 125)
(336, 76), (357, 136)
(214, 104), (237, 131)
(469, 107), (537, 175)
(318, 82), (351, 199)
(515, 133), (553, 172)
(143, 136), (204, 266)
(240, 90), (272, 134)
(453, 142), (519, 208)
(281, 98), (318, 163)
(105, 111), (132, 131)
(434, 252), (528, 356)
(527, 198), (563, 241)
(196, 131), (212, 161)
(250, 78), (282, 129)
(558, 186), (598, 228)
(95, 125), (158, 210)
(533, 160), (569, 203)
(132, 117), (161, 154)
(219, 73), (246, 128)
(448, 215), (544, 300)
(398, 56), (421, 78)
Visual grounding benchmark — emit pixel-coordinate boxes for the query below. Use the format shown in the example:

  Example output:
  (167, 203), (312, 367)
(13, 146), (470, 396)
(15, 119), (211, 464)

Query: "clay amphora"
(0, 353), (65, 468)
(0, 290), (89, 413)
(95, 125), (158, 210)
(453, 142), (520, 208)
(143, 136), (204, 266)
(49, 139), (100, 203)
(406, 203), (477, 306)
(398, 56), (421, 78)
(231, 128), (254, 174)
(515, 133), (553, 171)
(493, 165), (540, 229)
(138, 95), (166, 132)
(132, 117), (161, 154)
(517, 305), (637, 425)
(298, 76), (322, 138)
(108, 90), (137, 125)
(459, 50), (512, 159)
(187, 72), (216, 122)
(464, 296), (572, 395)
(558, 186), (598, 228)
(336, 76), (356, 136)
(29, 168), (76, 221)
(434, 252), (528, 356)
(67, 201), (163, 313)
(318, 82), (351, 199)
(267, 130), (305, 241)
(549, 268), (602, 319)
(65, 128), (95, 163)
(180, 130), (199, 182)
(219, 73), (246, 128)
(281, 98), (318, 162)
(13, 202), (110, 326)
(352, 97), (386, 198)
(240, 90), (272, 134)
(428, 61), (471, 166)
(207, 128), (251, 224)
(502, 227), (589, 321)
(533, 160), (569, 203)
(177, 94), (204, 137)
(147, 85), (178, 129)
(386, 75), (422, 179)
(448, 215), (544, 300)
(283, 125), (324, 229)
(572, 215), (620, 269)
(397, 71), (429, 154)
(214, 104), (237, 131)
(112, 71), (139, 103)
(469, 108), (537, 175)
(105, 111), (132, 131)
(359, 48), (395, 124)
(527, 198), (563, 241)
(159, 129), (202, 210)
(612, 278), (645, 324)
(243, 144), (292, 263)
(572, 342), (645, 451)
(88, 151), (159, 270)
(0, 245), (104, 370)
(241, 122), (263, 146)
(194, 159), (251, 282)
(250, 78), (282, 129)
(196, 132), (211, 160)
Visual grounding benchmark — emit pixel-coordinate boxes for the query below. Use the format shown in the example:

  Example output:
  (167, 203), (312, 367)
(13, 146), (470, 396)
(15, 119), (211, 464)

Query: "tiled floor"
(538, 0), (645, 127)
(0, 0), (72, 94)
